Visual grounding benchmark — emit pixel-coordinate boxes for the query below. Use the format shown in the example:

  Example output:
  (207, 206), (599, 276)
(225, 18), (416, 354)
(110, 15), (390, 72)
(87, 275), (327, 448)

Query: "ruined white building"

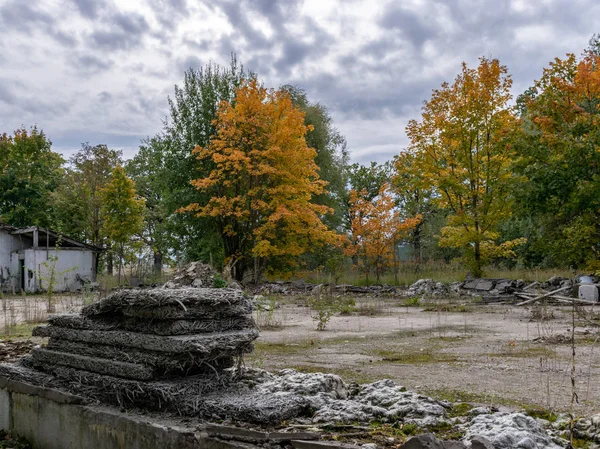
(0, 223), (101, 293)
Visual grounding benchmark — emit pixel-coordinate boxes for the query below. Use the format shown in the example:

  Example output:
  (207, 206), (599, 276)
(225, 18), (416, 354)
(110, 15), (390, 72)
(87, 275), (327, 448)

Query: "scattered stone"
(468, 436), (495, 449)
(463, 413), (562, 449)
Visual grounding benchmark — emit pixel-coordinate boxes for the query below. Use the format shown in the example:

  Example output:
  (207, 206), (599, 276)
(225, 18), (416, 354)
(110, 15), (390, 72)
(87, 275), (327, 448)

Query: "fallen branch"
(515, 286), (572, 306)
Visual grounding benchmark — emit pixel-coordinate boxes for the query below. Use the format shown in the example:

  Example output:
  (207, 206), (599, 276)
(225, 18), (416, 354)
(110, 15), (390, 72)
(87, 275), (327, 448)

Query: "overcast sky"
(0, 0), (598, 164)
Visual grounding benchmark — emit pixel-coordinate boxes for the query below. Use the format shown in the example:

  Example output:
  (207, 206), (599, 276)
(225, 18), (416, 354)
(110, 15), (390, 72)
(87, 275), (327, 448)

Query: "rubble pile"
(164, 261), (219, 288)
(404, 279), (450, 297)
(22, 287), (258, 410)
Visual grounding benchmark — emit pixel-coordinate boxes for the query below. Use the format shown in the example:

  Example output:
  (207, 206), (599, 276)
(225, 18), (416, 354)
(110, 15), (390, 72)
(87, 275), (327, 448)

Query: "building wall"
(0, 230), (27, 292)
(23, 249), (94, 293)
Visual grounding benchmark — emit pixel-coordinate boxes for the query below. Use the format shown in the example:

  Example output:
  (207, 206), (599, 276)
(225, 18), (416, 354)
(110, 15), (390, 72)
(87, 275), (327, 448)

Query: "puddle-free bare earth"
(248, 297), (600, 416)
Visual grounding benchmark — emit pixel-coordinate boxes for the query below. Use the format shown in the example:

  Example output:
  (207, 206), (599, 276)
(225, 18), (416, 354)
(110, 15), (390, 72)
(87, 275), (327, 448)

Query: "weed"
(308, 296), (340, 330)
(255, 296), (282, 330)
(403, 296), (420, 307)
(338, 297), (357, 315)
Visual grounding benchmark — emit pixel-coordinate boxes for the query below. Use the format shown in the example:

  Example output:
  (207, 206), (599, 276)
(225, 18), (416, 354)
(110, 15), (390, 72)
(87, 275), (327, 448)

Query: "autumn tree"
(181, 79), (337, 282)
(0, 127), (63, 227)
(281, 85), (349, 230)
(513, 46), (600, 268)
(101, 166), (145, 284)
(406, 57), (524, 277)
(346, 183), (420, 283)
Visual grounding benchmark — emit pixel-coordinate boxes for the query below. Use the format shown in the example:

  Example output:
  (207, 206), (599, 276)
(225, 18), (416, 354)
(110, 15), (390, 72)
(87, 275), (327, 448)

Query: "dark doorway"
(19, 259), (25, 291)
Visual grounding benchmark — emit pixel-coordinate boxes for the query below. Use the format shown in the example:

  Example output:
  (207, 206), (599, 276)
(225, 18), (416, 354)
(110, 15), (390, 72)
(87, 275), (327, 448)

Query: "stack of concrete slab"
(30, 288), (258, 382)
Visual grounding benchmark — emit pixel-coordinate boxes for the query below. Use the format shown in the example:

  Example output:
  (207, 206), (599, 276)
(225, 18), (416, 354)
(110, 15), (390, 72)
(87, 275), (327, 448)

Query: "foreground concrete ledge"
(0, 377), (335, 449)
(0, 377), (201, 449)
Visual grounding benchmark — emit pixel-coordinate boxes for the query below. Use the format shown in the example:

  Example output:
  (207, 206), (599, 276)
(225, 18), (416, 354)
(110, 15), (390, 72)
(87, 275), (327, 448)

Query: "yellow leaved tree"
(406, 57), (525, 277)
(181, 79), (337, 281)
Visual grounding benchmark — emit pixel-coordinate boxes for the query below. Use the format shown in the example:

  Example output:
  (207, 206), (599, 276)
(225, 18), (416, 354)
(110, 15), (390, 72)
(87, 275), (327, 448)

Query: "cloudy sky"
(0, 0), (598, 164)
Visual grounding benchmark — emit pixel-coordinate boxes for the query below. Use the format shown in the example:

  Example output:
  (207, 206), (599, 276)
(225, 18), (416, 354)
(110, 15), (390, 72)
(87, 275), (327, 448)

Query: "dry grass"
(297, 263), (575, 287)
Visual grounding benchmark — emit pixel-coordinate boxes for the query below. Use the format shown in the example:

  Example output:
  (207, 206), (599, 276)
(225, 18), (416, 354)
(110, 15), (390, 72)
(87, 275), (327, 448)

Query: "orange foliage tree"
(346, 183), (421, 283)
(181, 79), (337, 281)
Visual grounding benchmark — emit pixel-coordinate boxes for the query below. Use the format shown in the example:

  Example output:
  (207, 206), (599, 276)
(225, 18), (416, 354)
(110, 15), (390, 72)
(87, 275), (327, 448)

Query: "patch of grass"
(422, 304), (474, 313)
(403, 296), (421, 307)
(253, 340), (315, 355)
(448, 402), (473, 417)
(487, 344), (558, 359)
(1, 322), (39, 339)
(524, 407), (559, 423)
(421, 387), (538, 410)
(376, 348), (459, 365)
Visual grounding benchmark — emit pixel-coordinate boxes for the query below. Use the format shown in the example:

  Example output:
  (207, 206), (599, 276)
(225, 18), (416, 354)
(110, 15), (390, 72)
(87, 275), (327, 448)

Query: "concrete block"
(292, 440), (360, 449)
(0, 388), (10, 430)
(578, 284), (599, 302)
(474, 280), (495, 291)
(10, 392), (199, 449)
(205, 424), (319, 443)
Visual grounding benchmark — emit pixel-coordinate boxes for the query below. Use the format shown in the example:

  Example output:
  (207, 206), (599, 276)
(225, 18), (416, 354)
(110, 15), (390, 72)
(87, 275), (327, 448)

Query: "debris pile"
(404, 279), (449, 297)
(164, 261), (220, 288)
(24, 287), (258, 410)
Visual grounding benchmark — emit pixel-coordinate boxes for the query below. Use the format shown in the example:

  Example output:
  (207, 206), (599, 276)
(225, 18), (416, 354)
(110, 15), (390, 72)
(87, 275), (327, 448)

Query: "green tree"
(101, 166), (145, 284)
(52, 143), (122, 275)
(0, 127), (63, 227)
(126, 136), (171, 274)
(513, 48), (600, 268)
(162, 56), (249, 264)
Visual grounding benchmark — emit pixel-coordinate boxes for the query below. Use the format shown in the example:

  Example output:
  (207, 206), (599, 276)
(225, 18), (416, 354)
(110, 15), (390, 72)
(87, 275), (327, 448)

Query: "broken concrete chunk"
(468, 436), (495, 449)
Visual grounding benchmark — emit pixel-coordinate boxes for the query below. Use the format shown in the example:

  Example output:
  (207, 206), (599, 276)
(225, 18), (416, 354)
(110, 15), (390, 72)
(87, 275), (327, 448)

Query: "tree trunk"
(474, 240), (482, 277)
(107, 243), (114, 276)
(153, 252), (163, 275)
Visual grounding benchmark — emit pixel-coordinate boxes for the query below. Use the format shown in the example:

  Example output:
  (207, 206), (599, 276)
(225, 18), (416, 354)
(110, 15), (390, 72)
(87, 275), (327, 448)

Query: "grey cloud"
(72, 0), (103, 19)
(98, 91), (112, 103)
(0, 84), (16, 105)
(89, 12), (149, 50)
(74, 55), (114, 73)
(0, 0), (77, 47)
(379, 5), (437, 48)
(148, 0), (189, 29)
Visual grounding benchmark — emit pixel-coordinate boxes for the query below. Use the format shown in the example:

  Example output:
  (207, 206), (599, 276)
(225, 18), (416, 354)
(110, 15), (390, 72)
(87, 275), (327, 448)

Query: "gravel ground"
(248, 297), (600, 416)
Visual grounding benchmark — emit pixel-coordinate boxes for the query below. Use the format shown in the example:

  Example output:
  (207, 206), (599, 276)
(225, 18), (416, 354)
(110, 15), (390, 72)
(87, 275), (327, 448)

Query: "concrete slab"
(0, 387), (10, 430)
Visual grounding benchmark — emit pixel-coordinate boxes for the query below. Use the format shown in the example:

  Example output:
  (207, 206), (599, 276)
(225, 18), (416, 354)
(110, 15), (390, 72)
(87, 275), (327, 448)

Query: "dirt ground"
(1, 292), (598, 417)
(248, 296), (600, 416)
